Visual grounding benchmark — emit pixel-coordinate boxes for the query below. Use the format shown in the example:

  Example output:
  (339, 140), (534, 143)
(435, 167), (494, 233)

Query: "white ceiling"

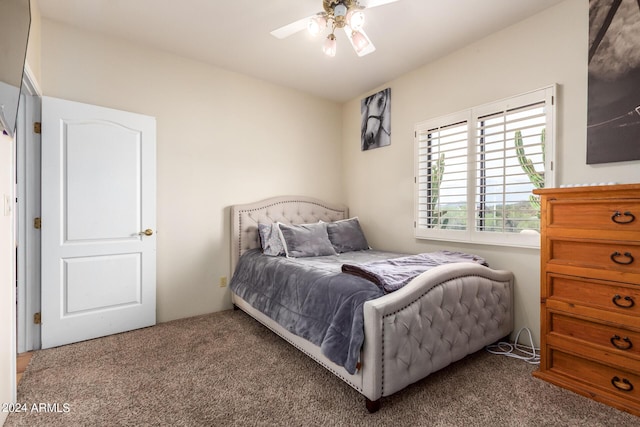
(36, 0), (566, 103)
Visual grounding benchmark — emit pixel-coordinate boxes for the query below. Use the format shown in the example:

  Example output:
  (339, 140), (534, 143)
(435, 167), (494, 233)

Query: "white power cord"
(485, 327), (540, 365)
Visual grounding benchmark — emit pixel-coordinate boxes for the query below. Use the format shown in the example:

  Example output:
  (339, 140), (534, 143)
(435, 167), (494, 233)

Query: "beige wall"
(39, 20), (344, 322)
(341, 0), (640, 345)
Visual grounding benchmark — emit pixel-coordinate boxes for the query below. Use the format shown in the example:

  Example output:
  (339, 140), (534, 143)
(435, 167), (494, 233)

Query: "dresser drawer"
(547, 198), (640, 233)
(548, 274), (640, 316)
(549, 349), (640, 405)
(549, 313), (640, 358)
(549, 239), (640, 274)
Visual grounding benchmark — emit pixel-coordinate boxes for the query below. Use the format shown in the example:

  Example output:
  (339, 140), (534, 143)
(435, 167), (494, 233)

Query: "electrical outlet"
(219, 276), (227, 288)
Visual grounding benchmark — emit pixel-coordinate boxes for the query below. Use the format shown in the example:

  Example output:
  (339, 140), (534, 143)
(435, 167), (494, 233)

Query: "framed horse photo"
(361, 88), (391, 151)
(587, 0), (640, 164)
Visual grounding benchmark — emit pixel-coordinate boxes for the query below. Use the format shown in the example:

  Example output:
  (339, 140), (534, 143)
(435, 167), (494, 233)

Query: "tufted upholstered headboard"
(230, 196), (348, 273)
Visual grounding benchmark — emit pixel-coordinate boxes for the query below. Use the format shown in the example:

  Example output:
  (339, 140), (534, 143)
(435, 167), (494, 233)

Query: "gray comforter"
(229, 249), (386, 374)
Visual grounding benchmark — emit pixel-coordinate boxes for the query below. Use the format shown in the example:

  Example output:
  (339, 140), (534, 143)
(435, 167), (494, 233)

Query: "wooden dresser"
(533, 184), (640, 416)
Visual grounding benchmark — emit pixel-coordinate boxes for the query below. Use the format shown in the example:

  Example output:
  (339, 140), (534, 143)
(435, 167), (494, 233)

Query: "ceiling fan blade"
(270, 15), (314, 39)
(360, 0), (400, 9)
(345, 27), (376, 57)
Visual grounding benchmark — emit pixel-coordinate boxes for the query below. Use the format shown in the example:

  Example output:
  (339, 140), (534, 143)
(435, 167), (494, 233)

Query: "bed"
(229, 196), (514, 412)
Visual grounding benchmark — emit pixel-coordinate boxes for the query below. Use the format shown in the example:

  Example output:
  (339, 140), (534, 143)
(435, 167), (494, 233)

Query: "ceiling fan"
(271, 0), (401, 57)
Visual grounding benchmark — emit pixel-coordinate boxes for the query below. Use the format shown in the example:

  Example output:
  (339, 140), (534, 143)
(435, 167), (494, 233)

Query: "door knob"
(139, 229), (153, 236)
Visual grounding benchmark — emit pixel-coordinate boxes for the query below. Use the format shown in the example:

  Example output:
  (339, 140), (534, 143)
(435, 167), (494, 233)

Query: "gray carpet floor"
(6, 309), (640, 426)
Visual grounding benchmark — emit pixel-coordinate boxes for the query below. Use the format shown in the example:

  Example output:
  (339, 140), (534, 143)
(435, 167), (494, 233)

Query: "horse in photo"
(361, 88), (391, 151)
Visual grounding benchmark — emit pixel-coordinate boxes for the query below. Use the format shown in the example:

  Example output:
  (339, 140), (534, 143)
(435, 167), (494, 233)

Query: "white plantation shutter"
(475, 100), (546, 233)
(414, 86), (555, 248)
(415, 112), (470, 241)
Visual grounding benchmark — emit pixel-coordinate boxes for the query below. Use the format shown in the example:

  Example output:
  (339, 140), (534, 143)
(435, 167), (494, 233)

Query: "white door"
(41, 96), (156, 349)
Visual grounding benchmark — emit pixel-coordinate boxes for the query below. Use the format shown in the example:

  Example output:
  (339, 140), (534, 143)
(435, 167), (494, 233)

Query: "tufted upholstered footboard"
(229, 196), (514, 412)
(360, 262), (513, 405)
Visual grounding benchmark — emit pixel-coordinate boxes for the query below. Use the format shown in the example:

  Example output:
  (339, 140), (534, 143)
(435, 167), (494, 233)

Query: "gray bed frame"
(230, 195), (514, 412)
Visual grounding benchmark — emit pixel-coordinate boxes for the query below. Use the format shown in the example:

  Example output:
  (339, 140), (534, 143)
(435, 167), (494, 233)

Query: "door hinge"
(34, 217), (41, 229)
(34, 312), (41, 325)
(34, 122), (41, 134)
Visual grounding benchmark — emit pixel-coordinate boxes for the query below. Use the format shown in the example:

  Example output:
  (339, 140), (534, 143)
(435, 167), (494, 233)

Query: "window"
(414, 86), (555, 248)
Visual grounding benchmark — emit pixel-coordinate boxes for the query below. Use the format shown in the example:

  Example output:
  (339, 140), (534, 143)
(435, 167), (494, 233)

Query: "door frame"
(16, 64), (42, 353)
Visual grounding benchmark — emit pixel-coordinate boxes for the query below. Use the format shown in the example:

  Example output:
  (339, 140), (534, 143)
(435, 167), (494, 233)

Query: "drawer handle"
(612, 294), (635, 308)
(610, 335), (633, 350)
(611, 211), (636, 224)
(610, 251), (634, 265)
(611, 376), (634, 392)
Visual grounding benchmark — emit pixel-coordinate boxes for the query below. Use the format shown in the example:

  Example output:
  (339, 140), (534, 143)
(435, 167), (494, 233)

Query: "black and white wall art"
(361, 88), (391, 151)
(587, 0), (640, 164)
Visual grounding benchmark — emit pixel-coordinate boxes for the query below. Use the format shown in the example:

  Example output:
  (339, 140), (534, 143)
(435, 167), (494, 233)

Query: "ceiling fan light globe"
(351, 30), (370, 52)
(347, 10), (365, 31)
(323, 34), (337, 57)
(308, 15), (327, 36)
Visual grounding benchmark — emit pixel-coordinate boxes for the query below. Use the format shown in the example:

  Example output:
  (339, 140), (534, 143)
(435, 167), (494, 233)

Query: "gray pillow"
(258, 223), (285, 256)
(326, 217), (370, 253)
(278, 222), (337, 258)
